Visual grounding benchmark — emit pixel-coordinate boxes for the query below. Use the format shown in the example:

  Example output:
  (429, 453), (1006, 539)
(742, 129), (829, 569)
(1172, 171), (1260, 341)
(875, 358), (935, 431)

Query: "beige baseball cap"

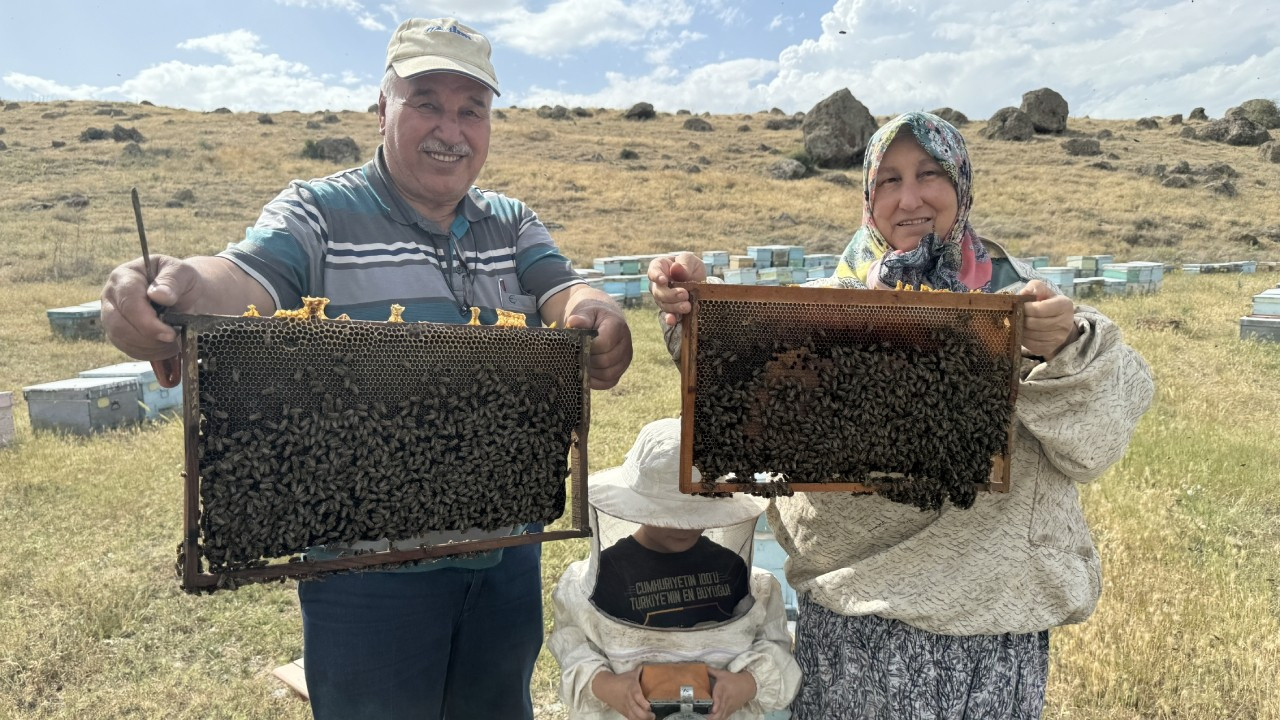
(385, 18), (500, 96)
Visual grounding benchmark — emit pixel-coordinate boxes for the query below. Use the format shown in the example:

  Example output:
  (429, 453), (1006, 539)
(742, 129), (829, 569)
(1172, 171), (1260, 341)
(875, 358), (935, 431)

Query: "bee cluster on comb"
(170, 299), (592, 591)
(679, 283), (1025, 510)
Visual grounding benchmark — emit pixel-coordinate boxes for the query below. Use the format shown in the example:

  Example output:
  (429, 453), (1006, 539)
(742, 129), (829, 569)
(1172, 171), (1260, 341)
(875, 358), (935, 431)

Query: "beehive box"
(1240, 316), (1280, 343)
(1066, 255), (1098, 277)
(1103, 278), (1129, 296)
(722, 268), (758, 285)
(166, 310), (593, 592)
(46, 304), (104, 340)
(574, 268), (604, 280)
(23, 377), (140, 435)
(729, 255), (755, 269)
(1074, 277), (1104, 298)
(616, 256), (643, 275)
(804, 253), (839, 269)
(1023, 256), (1050, 268)
(1103, 263), (1145, 283)
(1040, 266), (1077, 291)
(703, 250), (730, 266)
(1128, 261), (1164, 283)
(675, 282), (1027, 508)
(0, 391), (15, 448)
(756, 267), (782, 285)
(1253, 289), (1280, 316)
(79, 361), (182, 420)
(593, 257), (623, 275)
(807, 266), (832, 280)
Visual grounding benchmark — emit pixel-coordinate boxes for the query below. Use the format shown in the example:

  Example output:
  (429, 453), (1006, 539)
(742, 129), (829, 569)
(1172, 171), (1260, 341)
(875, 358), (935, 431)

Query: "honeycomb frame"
(675, 282), (1028, 496)
(166, 312), (594, 592)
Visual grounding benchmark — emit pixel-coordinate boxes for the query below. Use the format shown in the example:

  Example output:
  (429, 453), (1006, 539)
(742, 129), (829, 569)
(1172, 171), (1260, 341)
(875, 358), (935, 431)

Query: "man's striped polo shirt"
(220, 145), (584, 324)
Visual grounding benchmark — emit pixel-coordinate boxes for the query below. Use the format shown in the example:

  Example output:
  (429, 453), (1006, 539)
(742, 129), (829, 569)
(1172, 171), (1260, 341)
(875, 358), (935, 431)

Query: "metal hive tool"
(675, 282), (1028, 505)
(166, 312), (593, 593)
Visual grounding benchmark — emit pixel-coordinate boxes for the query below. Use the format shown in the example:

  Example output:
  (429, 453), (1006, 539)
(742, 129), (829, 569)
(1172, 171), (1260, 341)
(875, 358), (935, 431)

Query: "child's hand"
(707, 667), (757, 720)
(591, 668), (655, 720)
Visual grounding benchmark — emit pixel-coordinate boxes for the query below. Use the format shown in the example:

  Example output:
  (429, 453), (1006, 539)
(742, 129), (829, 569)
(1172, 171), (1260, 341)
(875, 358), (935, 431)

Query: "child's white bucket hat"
(589, 417), (766, 530)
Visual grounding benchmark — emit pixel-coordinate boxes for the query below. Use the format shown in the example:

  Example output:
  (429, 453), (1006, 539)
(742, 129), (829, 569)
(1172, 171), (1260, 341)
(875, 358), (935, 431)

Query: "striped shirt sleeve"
(507, 201), (584, 307)
(218, 181), (328, 311)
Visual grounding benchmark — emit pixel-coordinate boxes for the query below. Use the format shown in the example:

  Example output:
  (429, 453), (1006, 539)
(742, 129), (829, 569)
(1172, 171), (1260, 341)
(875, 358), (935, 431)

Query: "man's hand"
(648, 252), (707, 326)
(1019, 279), (1081, 361)
(102, 255), (202, 361)
(591, 668), (654, 720)
(565, 298), (633, 390)
(707, 667), (756, 720)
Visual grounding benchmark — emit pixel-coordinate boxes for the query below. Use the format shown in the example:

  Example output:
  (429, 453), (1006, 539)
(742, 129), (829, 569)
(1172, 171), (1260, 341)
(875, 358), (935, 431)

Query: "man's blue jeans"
(299, 539), (543, 719)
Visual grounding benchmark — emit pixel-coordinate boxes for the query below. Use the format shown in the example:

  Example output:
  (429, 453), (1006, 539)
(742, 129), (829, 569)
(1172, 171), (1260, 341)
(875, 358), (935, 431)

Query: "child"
(549, 418), (801, 720)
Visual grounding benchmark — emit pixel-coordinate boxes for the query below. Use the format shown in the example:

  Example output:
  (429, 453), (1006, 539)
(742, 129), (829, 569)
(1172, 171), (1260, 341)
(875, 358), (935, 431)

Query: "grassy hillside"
(0, 101), (1278, 719)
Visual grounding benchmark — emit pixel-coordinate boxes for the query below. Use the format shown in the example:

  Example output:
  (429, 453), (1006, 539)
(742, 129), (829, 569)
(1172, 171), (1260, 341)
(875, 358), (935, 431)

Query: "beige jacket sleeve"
(547, 577), (613, 718)
(1014, 305), (1155, 483)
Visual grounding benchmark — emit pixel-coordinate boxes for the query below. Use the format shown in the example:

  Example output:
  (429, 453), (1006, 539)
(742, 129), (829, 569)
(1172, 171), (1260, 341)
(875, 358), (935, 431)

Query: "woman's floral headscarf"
(835, 111), (992, 292)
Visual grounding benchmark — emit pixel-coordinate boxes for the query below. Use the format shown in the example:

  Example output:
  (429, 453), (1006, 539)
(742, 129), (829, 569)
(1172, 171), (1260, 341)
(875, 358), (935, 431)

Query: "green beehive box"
(46, 304), (104, 340)
(1103, 263), (1144, 283)
(23, 377), (140, 435)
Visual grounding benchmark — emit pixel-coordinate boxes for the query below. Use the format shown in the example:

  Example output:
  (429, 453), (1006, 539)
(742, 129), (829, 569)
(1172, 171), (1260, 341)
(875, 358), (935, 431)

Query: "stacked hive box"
(23, 377), (141, 435)
(47, 301), (104, 340)
(79, 361), (183, 421)
(0, 392), (14, 448)
(1240, 287), (1280, 343)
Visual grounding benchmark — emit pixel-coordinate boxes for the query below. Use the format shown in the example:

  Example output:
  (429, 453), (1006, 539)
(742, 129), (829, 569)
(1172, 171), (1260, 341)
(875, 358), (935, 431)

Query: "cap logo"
(423, 24), (472, 40)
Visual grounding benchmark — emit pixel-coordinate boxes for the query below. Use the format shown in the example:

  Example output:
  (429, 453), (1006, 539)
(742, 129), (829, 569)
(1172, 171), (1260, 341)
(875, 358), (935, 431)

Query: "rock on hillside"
(929, 107), (969, 126)
(1228, 99), (1280, 129)
(801, 89), (877, 168)
(981, 107), (1034, 141)
(1195, 117), (1272, 146)
(1020, 88), (1068, 133)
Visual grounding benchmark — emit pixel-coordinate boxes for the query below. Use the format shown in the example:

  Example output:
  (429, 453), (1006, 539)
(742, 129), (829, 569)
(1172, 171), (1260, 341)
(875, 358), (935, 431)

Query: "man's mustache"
(419, 141), (472, 156)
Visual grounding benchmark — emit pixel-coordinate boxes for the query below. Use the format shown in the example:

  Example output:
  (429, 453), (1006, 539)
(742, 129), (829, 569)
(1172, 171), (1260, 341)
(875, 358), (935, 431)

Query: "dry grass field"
(1, 99), (1278, 719)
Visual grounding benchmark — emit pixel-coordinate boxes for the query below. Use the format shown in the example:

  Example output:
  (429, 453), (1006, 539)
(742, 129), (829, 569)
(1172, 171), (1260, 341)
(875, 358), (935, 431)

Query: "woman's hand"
(1019, 279), (1081, 361)
(648, 252), (707, 326)
(591, 668), (654, 720)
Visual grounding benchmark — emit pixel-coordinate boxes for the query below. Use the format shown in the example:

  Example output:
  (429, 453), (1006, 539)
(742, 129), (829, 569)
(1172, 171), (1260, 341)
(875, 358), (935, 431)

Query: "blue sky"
(2, 0), (1277, 118)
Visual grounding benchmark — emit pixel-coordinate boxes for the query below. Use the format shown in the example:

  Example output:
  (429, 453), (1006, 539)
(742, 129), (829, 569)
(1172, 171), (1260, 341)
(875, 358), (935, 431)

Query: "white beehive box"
(79, 361), (182, 420)
(23, 377), (141, 435)
(0, 391), (15, 447)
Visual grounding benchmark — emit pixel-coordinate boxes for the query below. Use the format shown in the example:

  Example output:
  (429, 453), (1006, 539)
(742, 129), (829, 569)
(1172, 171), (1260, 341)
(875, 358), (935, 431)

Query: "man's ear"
(377, 92), (388, 136)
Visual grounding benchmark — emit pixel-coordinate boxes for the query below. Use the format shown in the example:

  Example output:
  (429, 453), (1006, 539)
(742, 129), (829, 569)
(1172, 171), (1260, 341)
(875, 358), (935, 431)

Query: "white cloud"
(275, 0), (387, 30)
(3, 30), (378, 112)
(539, 0), (1280, 117)
(446, 0), (697, 57)
(518, 56), (778, 112)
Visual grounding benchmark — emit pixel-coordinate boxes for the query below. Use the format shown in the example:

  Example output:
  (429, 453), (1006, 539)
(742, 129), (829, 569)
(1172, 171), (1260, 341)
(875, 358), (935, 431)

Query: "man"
(102, 17), (632, 720)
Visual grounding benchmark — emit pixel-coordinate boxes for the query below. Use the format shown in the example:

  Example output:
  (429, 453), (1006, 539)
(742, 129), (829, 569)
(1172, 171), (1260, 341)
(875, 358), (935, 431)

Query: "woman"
(647, 111), (1154, 718)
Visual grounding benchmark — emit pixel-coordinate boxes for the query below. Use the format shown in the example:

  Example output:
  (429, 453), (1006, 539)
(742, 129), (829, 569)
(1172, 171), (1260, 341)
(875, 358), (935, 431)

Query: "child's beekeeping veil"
(586, 417), (766, 628)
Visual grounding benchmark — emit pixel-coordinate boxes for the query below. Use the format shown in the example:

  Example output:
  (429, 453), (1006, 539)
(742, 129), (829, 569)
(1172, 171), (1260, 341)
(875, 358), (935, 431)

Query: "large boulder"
(801, 89), (878, 168)
(767, 158), (808, 180)
(1061, 138), (1102, 156)
(623, 102), (655, 121)
(1135, 117), (1160, 130)
(980, 107), (1035, 141)
(302, 137), (361, 163)
(929, 107), (969, 126)
(1019, 88), (1069, 133)
(1234, 99), (1280, 129)
(682, 117), (713, 132)
(1196, 117), (1272, 146)
(1260, 141), (1280, 163)
(1188, 107), (1209, 121)
(537, 105), (569, 120)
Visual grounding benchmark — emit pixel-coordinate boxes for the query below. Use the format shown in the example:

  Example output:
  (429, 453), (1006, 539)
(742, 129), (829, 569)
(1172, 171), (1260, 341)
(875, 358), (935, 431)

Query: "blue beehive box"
(807, 266), (832, 280)
(753, 515), (798, 621)
(786, 267), (810, 284)
(1023, 255), (1050, 268)
(601, 275), (630, 295)
(593, 257), (623, 275)
(1074, 277), (1104, 298)
(1103, 278), (1129, 295)
(23, 377), (141, 435)
(1040, 266), (1076, 291)
(79, 361), (182, 420)
(575, 268), (604, 280)
(616, 256), (642, 275)
(702, 250), (730, 266)
(47, 304), (104, 340)
(804, 253), (839, 269)
(623, 275), (646, 298)
(745, 246), (775, 269)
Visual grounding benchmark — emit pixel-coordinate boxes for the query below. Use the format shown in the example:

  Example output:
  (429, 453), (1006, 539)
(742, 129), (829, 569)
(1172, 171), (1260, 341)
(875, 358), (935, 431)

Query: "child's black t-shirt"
(590, 535), (750, 627)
